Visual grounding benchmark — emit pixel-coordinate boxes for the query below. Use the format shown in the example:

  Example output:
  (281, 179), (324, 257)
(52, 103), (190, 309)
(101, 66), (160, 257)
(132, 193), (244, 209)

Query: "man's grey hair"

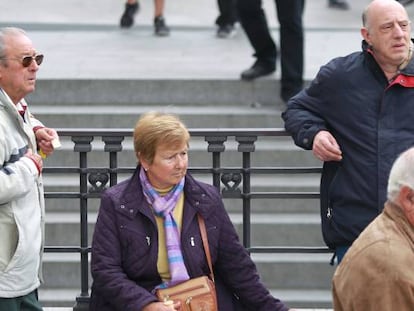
(387, 147), (414, 201)
(0, 27), (26, 61)
(362, 7), (368, 28)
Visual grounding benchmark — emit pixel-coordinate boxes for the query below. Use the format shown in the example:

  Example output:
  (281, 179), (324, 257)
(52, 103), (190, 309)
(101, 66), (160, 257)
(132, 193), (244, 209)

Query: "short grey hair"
(0, 27), (26, 62)
(387, 147), (414, 202)
(362, 6), (368, 28)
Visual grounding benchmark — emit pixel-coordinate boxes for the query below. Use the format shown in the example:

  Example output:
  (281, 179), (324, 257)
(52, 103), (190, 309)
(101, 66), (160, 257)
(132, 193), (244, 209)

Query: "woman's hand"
(142, 300), (181, 311)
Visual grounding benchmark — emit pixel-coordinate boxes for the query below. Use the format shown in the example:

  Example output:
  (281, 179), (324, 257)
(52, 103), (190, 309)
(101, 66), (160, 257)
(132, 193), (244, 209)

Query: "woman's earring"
(144, 167), (148, 172)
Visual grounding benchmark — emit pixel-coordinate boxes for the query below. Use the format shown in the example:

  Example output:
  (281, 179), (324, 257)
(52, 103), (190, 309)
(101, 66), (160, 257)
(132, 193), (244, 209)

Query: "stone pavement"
(3, 0), (412, 82)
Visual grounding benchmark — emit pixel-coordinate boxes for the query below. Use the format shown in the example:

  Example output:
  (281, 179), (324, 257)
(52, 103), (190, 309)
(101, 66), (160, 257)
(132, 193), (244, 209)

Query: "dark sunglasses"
(1, 54), (44, 67)
(20, 54), (44, 67)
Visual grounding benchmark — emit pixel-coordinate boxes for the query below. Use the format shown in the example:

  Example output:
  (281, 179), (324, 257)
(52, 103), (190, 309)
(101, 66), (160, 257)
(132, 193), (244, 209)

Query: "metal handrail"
(41, 127), (328, 310)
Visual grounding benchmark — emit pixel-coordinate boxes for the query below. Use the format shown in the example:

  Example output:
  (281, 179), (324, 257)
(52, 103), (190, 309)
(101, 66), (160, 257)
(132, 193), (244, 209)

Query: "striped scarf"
(139, 166), (190, 288)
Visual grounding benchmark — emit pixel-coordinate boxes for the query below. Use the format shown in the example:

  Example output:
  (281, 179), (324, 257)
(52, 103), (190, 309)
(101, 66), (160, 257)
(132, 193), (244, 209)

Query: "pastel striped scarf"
(139, 167), (190, 288)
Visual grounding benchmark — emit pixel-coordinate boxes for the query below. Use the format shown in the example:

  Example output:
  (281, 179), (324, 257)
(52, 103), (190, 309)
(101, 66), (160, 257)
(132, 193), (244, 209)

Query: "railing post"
(235, 135), (257, 249)
(72, 135), (93, 311)
(205, 135), (226, 189)
(102, 135), (124, 186)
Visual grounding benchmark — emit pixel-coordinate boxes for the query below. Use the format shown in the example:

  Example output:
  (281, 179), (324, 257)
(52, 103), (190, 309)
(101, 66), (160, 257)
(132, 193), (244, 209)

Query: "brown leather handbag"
(156, 214), (218, 311)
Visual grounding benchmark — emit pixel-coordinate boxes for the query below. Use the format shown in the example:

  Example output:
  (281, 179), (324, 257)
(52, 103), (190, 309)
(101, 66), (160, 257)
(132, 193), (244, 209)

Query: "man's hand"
(25, 148), (43, 174)
(35, 127), (59, 157)
(312, 130), (342, 162)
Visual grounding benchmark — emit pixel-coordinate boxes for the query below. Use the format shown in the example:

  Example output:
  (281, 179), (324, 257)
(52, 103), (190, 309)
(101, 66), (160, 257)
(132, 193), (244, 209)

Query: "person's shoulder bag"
(156, 214), (218, 311)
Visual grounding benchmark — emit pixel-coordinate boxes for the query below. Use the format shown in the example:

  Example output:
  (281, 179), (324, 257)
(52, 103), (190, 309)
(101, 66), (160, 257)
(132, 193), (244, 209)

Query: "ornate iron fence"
(42, 128), (330, 310)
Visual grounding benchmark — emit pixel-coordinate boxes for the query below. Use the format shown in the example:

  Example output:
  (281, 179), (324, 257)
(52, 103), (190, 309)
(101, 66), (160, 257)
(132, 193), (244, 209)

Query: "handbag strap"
(197, 214), (215, 282)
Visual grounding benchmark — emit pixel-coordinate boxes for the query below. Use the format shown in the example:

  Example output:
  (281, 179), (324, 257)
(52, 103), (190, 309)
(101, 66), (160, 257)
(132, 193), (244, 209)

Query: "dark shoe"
(120, 2), (139, 28)
(397, 0), (414, 6)
(154, 16), (170, 37)
(217, 24), (236, 39)
(241, 61), (275, 81)
(328, 0), (350, 10)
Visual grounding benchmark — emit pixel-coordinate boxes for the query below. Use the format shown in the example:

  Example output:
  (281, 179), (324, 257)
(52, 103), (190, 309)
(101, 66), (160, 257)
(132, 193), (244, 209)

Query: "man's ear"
(399, 186), (414, 226)
(361, 27), (371, 46)
(399, 186), (412, 205)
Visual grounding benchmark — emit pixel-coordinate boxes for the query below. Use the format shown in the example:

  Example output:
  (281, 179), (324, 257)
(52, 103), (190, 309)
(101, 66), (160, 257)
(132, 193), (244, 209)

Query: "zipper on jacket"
(327, 207), (332, 219)
(146, 236), (151, 246)
(190, 237), (195, 247)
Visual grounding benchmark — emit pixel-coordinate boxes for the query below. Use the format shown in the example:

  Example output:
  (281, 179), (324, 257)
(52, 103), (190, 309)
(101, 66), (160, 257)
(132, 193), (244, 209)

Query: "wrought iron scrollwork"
(221, 172), (242, 194)
(88, 172), (109, 193)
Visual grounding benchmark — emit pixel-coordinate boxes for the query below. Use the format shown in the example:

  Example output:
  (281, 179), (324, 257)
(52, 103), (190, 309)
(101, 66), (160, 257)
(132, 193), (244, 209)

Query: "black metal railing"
(42, 128), (329, 310)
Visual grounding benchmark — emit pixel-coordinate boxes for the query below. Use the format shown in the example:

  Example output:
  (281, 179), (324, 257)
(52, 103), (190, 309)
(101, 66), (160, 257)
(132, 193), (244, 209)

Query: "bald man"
(283, 0), (414, 264)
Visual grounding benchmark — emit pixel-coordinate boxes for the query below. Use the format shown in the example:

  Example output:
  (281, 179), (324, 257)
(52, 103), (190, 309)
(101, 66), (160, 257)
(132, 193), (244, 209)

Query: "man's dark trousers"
(237, 0), (305, 100)
(216, 0), (238, 27)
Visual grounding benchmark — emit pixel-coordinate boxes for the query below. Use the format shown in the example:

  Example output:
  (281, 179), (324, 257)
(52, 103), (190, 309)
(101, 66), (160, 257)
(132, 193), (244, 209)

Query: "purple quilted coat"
(89, 166), (288, 311)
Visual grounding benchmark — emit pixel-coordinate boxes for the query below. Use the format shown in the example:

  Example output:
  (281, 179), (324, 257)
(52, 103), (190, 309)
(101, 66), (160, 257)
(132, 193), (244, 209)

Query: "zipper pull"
(327, 207), (332, 219)
(190, 237), (195, 247)
(146, 236), (151, 246)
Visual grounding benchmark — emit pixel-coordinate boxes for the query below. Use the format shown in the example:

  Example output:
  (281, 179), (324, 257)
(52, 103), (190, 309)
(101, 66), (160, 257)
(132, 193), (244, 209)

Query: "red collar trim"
(389, 74), (414, 88)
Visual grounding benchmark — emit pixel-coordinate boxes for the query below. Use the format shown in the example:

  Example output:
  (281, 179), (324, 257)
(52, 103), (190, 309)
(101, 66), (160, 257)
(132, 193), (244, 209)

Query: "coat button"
(195, 201), (200, 206)
(120, 205), (125, 209)
(129, 209), (134, 213)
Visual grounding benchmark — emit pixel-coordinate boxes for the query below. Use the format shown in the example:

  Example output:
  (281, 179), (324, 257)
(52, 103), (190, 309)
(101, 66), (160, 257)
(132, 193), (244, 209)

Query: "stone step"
(270, 289), (333, 309)
(39, 288), (79, 308)
(45, 176), (319, 214)
(39, 288), (333, 309)
(41, 253), (333, 289)
(28, 79), (281, 108)
(42, 136), (320, 168)
(30, 104), (285, 129)
(43, 173), (320, 191)
(44, 195), (319, 214)
(252, 253), (334, 290)
(42, 175), (320, 214)
(44, 212), (324, 247)
(39, 259), (333, 308)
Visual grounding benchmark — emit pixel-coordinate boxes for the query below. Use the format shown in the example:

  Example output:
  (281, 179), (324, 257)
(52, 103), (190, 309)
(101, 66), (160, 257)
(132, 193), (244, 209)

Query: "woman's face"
(141, 141), (188, 189)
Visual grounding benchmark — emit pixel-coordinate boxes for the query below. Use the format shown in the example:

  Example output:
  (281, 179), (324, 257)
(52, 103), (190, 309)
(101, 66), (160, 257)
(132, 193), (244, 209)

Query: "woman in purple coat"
(89, 111), (291, 311)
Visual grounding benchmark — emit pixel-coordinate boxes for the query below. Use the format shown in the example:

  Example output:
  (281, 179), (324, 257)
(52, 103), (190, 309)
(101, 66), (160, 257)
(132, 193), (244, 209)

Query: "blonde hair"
(133, 111), (190, 164)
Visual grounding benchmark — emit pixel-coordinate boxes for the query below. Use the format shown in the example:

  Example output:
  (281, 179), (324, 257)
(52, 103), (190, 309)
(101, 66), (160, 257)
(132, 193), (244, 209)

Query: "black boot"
(154, 16), (170, 37)
(120, 2), (139, 28)
(241, 61), (276, 81)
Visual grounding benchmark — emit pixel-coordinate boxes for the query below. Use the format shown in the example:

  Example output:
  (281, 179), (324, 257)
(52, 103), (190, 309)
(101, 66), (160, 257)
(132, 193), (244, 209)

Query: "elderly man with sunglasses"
(0, 27), (58, 311)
